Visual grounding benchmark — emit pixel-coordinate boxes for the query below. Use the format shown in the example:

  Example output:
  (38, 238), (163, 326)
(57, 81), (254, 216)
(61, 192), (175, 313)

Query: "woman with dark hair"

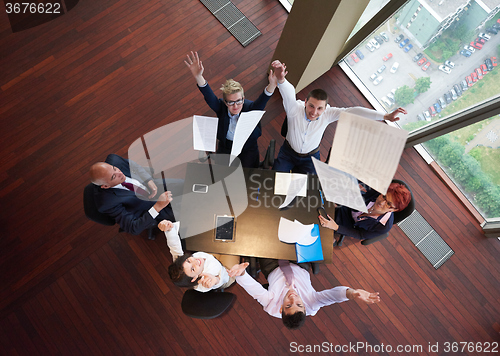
(319, 183), (411, 246)
(168, 252), (240, 292)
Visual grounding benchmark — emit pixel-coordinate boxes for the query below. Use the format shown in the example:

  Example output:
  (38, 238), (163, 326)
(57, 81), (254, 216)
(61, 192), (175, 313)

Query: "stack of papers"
(278, 218), (324, 262)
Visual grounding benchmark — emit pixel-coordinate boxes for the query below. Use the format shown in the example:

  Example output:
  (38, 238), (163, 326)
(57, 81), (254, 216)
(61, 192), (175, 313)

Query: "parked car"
(417, 113), (425, 121)
(355, 49), (364, 60)
(461, 79), (468, 91)
(475, 68), (483, 80)
(454, 84), (462, 96)
(471, 72), (478, 83)
(370, 73), (378, 81)
(471, 41), (482, 50)
(479, 32), (491, 41)
(375, 35), (385, 45)
(486, 27), (498, 35)
(399, 38), (409, 48)
(485, 58), (493, 71)
(387, 92), (396, 103)
(476, 37), (486, 45)
(466, 75), (473, 87)
(434, 102), (442, 113)
(390, 62), (400, 73)
(464, 45), (475, 53)
(366, 42), (375, 52)
(444, 60), (455, 68)
(444, 92), (452, 104)
(480, 64), (488, 75)
(413, 53), (423, 62)
(450, 88), (458, 100)
(373, 76), (383, 85)
(438, 65), (451, 74)
(395, 34), (404, 43)
(380, 32), (389, 42)
(491, 56), (497, 66)
(460, 49), (472, 57)
(429, 105), (437, 116)
(382, 53), (393, 61)
(422, 61), (431, 71)
(350, 53), (359, 63)
(346, 57), (355, 66)
(381, 97), (392, 107)
(404, 44), (413, 53)
(493, 23), (500, 30)
(370, 38), (380, 49)
(377, 65), (386, 73)
(417, 57), (427, 65)
(438, 97), (446, 108)
(423, 110), (431, 121)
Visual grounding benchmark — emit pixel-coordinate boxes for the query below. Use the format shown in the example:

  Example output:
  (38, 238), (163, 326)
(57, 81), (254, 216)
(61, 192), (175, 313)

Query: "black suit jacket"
(93, 154), (174, 235)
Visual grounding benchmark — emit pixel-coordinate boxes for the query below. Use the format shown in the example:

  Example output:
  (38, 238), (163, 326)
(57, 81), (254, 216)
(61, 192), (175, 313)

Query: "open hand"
(270, 60), (287, 83)
(227, 262), (249, 277)
(350, 289), (380, 304)
(184, 51), (205, 83)
(196, 273), (219, 288)
(384, 107), (407, 122)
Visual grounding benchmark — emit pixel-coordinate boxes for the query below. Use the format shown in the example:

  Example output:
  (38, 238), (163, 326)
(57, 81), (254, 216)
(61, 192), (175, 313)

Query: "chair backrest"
(391, 179), (415, 224)
(259, 139), (275, 169)
(83, 183), (116, 226)
(181, 289), (235, 319)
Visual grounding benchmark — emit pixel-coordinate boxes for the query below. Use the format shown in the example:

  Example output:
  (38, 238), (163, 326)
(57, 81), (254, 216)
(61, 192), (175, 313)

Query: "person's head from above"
(280, 288), (306, 329)
(221, 79), (245, 115)
(305, 89), (328, 121)
(372, 183), (411, 215)
(90, 162), (126, 189)
(168, 252), (203, 287)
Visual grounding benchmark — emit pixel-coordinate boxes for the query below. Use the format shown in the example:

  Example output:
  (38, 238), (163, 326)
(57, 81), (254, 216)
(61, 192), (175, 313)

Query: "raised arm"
(184, 51), (206, 87)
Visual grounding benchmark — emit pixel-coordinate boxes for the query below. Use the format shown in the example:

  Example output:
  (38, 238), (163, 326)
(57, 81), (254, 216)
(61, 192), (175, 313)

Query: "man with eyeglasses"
(185, 51), (277, 168)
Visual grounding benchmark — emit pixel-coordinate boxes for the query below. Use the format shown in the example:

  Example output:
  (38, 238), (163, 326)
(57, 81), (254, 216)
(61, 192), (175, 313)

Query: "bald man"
(89, 154), (178, 236)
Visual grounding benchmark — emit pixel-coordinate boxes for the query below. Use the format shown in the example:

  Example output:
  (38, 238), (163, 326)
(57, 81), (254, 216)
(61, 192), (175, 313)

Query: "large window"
(340, 0), (500, 221)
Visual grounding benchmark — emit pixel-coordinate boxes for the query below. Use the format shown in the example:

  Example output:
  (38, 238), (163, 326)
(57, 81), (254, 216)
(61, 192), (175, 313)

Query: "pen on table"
(319, 189), (324, 206)
(256, 187), (259, 201)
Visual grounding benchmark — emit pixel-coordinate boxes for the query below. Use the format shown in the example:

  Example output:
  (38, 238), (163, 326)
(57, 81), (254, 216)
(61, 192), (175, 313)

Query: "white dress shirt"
(236, 263), (349, 318)
(277, 79), (386, 153)
(192, 252), (230, 292)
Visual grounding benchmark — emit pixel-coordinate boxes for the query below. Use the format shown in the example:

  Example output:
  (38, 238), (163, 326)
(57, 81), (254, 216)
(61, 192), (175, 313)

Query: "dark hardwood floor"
(1, 0), (499, 354)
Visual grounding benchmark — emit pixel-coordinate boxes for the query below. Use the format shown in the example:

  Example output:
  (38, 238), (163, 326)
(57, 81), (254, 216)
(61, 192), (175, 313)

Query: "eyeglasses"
(382, 195), (396, 210)
(225, 98), (244, 106)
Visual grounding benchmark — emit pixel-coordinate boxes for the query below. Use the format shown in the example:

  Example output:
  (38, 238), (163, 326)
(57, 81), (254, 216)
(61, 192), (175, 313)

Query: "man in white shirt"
(228, 259), (380, 329)
(270, 60), (407, 174)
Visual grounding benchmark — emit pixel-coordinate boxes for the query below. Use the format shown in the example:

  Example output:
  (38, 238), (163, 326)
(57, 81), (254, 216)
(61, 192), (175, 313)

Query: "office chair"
(181, 289), (235, 319)
(83, 183), (156, 239)
(335, 179), (415, 246)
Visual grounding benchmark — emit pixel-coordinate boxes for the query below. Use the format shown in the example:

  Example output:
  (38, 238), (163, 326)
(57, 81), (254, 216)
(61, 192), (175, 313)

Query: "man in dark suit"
(185, 51), (277, 168)
(89, 154), (177, 236)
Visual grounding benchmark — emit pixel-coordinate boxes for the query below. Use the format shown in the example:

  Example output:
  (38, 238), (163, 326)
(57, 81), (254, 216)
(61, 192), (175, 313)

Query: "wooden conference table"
(178, 162), (335, 263)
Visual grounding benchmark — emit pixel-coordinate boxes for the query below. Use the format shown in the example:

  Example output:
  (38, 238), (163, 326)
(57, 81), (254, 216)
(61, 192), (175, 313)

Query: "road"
(348, 22), (500, 126)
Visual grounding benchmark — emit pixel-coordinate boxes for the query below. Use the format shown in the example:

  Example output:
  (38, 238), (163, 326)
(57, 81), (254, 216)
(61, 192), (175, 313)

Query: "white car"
(369, 38), (380, 50)
(390, 62), (400, 73)
(380, 32), (389, 42)
(423, 110), (431, 121)
(370, 73), (378, 81)
(444, 60), (455, 69)
(373, 76), (383, 85)
(438, 65), (451, 74)
(387, 92), (395, 103)
(381, 97), (392, 107)
(478, 32), (491, 41)
(464, 45), (475, 53)
(366, 42), (375, 52)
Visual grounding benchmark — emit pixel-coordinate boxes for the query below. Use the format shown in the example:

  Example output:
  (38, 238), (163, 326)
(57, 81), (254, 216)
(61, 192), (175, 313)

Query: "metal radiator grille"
(398, 210), (454, 269)
(199, 0), (262, 47)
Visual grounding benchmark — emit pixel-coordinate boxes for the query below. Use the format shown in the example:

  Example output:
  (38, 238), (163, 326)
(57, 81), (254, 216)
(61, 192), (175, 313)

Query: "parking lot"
(347, 23), (500, 126)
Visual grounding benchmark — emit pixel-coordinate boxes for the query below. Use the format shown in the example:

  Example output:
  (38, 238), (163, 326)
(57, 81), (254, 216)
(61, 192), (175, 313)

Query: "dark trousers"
(217, 140), (259, 168)
(272, 142), (320, 174)
(258, 258), (310, 280)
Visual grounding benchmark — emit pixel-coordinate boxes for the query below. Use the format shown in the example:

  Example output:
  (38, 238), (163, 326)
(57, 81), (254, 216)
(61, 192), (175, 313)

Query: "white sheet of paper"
(279, 175), (307, 209)
(312, 157), (367, 213)
(229, 111), (265, 165)
(193, 115), (218, 152)
(274, 172), (307, 197)
(278, 217), (318, 245)
(329, 112), (408, 194)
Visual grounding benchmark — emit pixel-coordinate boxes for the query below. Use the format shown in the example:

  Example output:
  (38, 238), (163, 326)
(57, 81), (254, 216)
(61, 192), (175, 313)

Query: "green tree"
(415, 77), (431, 94)
(395, 85), (414, 106)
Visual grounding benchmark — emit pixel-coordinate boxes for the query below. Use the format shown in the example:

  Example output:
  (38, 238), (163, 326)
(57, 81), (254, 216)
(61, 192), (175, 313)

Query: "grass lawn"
(450, 118), (495, 145)
(469, 146), (500, 185)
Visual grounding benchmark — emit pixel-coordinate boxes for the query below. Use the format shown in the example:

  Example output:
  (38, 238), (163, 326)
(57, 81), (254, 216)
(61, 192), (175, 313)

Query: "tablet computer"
(214, 215), (235, 242)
